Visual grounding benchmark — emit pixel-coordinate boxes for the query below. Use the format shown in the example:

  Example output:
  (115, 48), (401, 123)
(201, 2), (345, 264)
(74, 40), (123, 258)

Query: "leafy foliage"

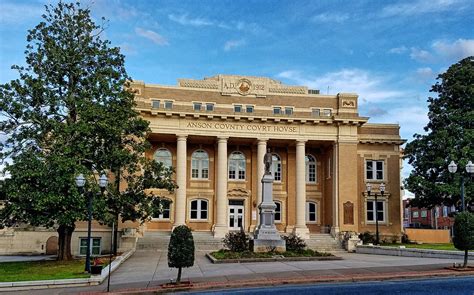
(453, 212), (474, 267)
(358, 231), (376, 244)
(0, 2), (176, 260)
(222, 230), (250, 252)
(404, 57), (474, 209)
(282, 234), (306, 252)
(168, 225), (195, 283)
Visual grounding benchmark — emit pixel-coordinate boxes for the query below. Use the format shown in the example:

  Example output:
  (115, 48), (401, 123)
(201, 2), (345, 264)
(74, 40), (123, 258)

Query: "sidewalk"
(2, 250), (473, 294)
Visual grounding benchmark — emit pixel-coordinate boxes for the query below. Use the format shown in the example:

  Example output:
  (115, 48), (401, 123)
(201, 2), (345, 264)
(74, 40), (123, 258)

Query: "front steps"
(137, 231), (344, 253)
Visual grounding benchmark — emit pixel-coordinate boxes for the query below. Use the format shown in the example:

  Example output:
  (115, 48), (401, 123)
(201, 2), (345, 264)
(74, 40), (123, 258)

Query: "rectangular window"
(79, 238), (101, 256)
(421, 210), (427, 218)
(190, 200), (208, 220)
(312, 108), (320, 117)
(246, 105), (254, 113)
(367, 201), (385, 222)
(366, 160), (384, 180)
(285, 107), (293, 115)
(306, 202), (317, 222)
(206, 103), (214, 112)
(164, 101), (173, 109)
(443, 206), (448, 217)
(193, 102), (202, 111)
(323, 109), (332, 116)
(412, 211), (419, 218)
(273, 107), (281, 115)
(152, 100), (160, 109)
(274, 202), (281, 222)
(234, 105), (242, 113)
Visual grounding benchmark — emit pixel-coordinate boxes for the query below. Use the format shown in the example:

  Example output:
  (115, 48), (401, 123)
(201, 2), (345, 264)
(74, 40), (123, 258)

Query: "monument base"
(251, 238), (286, 253)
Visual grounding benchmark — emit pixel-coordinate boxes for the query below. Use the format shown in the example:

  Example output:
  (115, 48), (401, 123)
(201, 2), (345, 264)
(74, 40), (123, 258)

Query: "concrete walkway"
(2, 250), (471, 294)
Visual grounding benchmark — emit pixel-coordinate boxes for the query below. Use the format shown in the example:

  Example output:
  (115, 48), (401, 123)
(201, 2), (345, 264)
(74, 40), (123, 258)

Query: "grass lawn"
(381, 243), (460, 251)
(0, 259), (90, 282)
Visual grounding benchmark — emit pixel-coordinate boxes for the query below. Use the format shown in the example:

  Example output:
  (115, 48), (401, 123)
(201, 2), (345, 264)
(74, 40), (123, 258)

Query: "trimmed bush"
(168, 225), (194, 283)
(453, 212), (474, 268)
(222, 229), (250, 252)
(358, 231), (375, 244)
(282, 234), (306, 252)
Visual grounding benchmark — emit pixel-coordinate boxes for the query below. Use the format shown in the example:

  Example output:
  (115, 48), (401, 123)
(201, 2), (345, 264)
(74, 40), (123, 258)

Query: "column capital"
(176, 134), (187, 140)
(217, 136), (228, 143)
(257, 138), (269, 144)
(296, 139), (307, 145)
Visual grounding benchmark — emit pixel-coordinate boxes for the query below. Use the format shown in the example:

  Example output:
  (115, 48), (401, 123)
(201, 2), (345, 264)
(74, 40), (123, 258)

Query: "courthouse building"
(129, 75), (405, 240)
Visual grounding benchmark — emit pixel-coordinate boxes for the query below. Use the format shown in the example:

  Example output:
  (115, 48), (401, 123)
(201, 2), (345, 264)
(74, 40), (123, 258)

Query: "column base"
(213, 225), (228, 238)
(293, 226), (310, 240)
(330, 226), (340, 238)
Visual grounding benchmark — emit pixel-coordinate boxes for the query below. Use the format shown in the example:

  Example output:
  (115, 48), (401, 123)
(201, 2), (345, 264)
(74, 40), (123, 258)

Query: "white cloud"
(224, 39), (246, 51)
(135, 28), (168, 46)
(312, 13), (349, 23)
(415, 67), (435, 81)
(410, 48), (433, 62)
(388, 46), (408, 54)
(168, 14), (213, 27)
(277, 69), (405, 104)
(432, 39), (474, 60)
(381, 0), (464, 17)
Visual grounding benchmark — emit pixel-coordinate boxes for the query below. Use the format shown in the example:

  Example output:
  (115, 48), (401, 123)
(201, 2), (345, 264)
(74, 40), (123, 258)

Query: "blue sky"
(1, 0), (473, 185)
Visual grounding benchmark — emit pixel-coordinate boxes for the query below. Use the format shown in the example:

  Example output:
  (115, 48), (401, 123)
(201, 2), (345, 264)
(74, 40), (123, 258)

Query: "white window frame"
(274, 201), (282, 223)
(153, 148), (172, 168)
(152, 100), (160, 109)
(190, 199), (208, 221)
(273, 106), (281, 115)
(305, 154), (317, 183)
(366, 160), (384, 181)
(311, 108), (320, 116)
(79, 237), (101, 256)
(193, 102), (202, 111)
(421, 210), (427, 218)
(366, 199), (386, 223)
(164, 100), (173, 109)
(234, 105), (242, 113)
(206, 103), (214, 112)
(412, 211), (419, 218)
(306, 201), (318, 223)
(285, 107), (293, 115)
(246, 105), (254, 113)
(322, 109), (332, 116)
(152, 200), (171, 220)
(228, 151), (246, 180)
(191, 149), (209, 180)
(271, 153), (282, 182)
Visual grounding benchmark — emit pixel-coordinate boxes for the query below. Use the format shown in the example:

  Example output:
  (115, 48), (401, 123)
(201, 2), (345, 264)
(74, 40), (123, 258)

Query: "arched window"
(191, 150), (209, 179)
(190, 199), (208, 220)
(152, 199), (171, 220)
(154, 148), (172, 168)
(305, 154), (316, 183)
(228, 151), (246, 180)
(271, 153), (282, 181)
(274, 201), (282, 222)
(306, 201), (317, 222)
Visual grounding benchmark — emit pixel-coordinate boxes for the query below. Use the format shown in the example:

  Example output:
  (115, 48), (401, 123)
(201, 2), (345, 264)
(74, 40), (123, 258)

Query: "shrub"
(282, 234), (306, 252)
(401, 233), (410, 244)
(168, 225), (195, 283)
(453, 212), (474, 268)
(222, 229), (250, 252)
(358, 231), (375, 244)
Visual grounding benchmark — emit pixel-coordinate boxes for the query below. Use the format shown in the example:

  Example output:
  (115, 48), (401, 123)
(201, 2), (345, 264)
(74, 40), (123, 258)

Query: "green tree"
(0, 2), (175, 260)
(168, 225), (195, 284)
(453, 212), (474, 268)
(404, 57), (474, 209)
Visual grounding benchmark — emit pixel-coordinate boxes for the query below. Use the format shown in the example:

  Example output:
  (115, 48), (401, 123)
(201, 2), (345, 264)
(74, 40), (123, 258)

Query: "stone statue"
(264, 148), (272, 175)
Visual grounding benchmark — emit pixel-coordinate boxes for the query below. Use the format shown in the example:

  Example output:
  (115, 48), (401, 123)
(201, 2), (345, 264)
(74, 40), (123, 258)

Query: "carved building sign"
(186, 121), (299, 133)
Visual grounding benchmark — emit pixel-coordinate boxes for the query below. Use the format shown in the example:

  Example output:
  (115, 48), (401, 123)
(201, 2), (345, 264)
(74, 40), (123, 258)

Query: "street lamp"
(448, 160), (474, 212)
(366, 182), (385, 245)
(75, 173), (108, 273)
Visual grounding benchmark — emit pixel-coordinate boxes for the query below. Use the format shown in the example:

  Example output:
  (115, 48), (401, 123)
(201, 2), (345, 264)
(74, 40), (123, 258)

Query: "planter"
(90, 265), (103, 275)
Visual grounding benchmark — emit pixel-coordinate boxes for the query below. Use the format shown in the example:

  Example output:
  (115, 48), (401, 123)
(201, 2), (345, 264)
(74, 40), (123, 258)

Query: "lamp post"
(366, 182), (385, 245)
(448, 160), (474, 212)
(75, 173), (108, 273)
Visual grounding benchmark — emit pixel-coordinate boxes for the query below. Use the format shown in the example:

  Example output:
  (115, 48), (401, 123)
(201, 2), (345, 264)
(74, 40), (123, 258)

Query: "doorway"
(228, 200), (244, 230)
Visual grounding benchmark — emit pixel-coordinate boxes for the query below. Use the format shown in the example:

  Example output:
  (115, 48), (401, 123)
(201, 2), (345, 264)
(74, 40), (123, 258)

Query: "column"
(174, 135), (187, 227)
(293, 139), (309, 239)
(256, 139), (267, 225)
(213, 137), (228, 238)
(331, 143), (340, 236)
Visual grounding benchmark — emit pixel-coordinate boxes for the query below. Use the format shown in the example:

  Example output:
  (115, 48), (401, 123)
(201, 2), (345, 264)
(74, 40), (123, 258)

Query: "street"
(189, 276), (474, 295)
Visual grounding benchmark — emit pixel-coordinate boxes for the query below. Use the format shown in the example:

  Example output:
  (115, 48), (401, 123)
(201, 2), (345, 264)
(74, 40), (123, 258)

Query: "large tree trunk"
(463, 249), (468, 268)
(57, 224), (75, 261)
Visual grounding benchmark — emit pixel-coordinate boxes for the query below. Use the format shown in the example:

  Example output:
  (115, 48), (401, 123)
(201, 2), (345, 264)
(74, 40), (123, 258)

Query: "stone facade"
(131, 75), (405, 241)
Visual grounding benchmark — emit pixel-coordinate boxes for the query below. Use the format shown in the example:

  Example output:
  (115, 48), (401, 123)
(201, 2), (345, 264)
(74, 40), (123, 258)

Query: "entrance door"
(229, 201), (244, 230)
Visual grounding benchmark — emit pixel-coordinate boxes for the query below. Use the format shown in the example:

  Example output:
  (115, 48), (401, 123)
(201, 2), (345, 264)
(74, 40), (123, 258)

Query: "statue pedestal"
(253, 174), (286, 252)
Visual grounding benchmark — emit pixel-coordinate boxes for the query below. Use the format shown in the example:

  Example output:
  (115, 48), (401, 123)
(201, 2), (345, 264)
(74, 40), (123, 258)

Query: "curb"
(356, 245), (474, 259)
(88, 268), (474, 294)
(0, 248), (136, 292)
